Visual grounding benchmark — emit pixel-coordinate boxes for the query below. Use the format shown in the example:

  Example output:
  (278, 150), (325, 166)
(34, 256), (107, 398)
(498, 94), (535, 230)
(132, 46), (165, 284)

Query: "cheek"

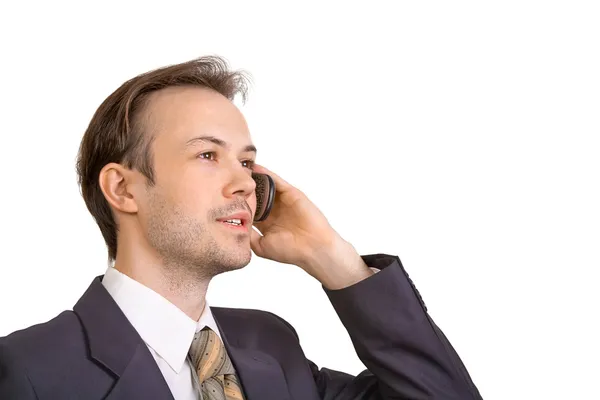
(176, 184), (212, 216)
(249, 192), (257, 215)
(163, 167), (258, 218)
(171, 167), (208, 201)
(156, 175), (208, 218)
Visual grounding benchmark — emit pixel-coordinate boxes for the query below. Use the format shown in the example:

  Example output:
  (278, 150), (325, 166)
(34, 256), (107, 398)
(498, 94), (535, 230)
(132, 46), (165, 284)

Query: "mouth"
(217, 218), (250, 233)
(216, 210), (252, 234)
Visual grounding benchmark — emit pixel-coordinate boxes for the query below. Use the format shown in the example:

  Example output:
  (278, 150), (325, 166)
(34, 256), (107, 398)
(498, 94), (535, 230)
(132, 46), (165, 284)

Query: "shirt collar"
(101, 266), (221, 374)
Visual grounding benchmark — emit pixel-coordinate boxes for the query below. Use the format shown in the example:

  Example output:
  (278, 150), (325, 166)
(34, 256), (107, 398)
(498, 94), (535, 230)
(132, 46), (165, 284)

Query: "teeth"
(224, 219), (242, 226)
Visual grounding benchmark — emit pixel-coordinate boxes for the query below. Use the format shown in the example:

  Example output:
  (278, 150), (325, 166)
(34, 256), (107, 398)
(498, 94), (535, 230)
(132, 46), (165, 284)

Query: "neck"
(113, 244), (210, 322)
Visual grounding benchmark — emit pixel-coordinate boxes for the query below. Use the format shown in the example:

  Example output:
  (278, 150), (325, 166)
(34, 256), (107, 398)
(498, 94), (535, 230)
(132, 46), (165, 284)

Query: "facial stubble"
(144, 186), (252, 285)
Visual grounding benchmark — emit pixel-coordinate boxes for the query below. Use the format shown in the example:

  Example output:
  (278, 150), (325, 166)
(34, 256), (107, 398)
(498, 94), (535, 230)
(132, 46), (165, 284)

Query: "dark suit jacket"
(0, 254), (483, 399)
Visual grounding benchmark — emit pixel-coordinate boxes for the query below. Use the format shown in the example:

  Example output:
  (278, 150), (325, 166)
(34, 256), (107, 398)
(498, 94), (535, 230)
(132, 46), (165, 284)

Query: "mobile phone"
(252, 172), (275, 222)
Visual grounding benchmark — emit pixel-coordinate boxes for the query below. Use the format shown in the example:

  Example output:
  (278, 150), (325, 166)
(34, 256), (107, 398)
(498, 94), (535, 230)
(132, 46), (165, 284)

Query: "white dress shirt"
(101, 266), (221, 400)
(101, 265), (380, 399)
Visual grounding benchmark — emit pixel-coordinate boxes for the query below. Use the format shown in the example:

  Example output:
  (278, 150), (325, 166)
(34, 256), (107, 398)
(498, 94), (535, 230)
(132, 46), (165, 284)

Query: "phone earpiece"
(252, 172), (275, 222)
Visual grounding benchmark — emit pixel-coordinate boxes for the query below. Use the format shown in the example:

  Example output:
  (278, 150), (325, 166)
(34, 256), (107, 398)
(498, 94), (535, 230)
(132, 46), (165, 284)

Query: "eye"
(197, 151), (217, 161)
(242, 160), (256, 170)
(197, 152), (255, 170)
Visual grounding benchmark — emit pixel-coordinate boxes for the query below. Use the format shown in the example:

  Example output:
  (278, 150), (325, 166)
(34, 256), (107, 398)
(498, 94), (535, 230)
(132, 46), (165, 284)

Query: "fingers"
(249, 226), (264, 258)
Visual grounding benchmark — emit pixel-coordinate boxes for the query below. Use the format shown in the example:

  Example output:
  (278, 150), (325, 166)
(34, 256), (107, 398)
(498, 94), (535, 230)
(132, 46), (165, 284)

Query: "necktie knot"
(189, 327), (244, 399)
(189, 326), (235, 383)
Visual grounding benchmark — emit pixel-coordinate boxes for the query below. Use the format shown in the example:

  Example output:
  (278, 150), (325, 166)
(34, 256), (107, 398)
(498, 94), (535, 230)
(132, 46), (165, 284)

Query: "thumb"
(250, 226), (265, 258)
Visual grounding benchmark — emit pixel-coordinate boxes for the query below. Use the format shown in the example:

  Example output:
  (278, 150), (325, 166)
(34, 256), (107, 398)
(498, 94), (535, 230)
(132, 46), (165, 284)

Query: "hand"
(249, 164), (372, 288)
(249, 163), (339, 269)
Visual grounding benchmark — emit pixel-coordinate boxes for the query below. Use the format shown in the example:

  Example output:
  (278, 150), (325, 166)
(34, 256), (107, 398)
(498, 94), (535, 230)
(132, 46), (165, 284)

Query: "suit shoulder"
(0, 310), (85, 364)
(211, 307), (299, 339)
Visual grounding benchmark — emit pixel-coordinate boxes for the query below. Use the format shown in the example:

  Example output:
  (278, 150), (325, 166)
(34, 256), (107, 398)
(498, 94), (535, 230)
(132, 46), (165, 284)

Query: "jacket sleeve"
(291, 253), (483, 400)
(0, 342), (38, 399)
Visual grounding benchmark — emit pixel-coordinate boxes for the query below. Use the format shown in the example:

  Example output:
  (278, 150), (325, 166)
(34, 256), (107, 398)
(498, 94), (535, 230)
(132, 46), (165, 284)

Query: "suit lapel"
(212, 308), (292, 400)
(72, 276), (291, 400)
(73, 276), (174, 400)
(104, 342), (174, 400)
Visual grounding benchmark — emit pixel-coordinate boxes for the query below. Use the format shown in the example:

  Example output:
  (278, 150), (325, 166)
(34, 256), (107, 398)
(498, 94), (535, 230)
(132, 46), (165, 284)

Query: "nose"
(224, 165), (257, 199)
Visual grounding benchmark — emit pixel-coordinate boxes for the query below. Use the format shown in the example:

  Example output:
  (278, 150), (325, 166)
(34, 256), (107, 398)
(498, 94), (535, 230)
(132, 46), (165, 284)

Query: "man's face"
(134, 86), (257, 278)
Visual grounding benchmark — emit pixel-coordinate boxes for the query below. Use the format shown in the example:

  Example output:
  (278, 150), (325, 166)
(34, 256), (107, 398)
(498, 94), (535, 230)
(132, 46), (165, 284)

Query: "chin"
(217, 245), (252, 273)
(232, 247), (252, 268)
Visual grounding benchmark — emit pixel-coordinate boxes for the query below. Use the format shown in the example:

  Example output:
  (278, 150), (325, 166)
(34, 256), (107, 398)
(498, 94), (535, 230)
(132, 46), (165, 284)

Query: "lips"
(219, 220), (249, 232)
(216, 211), (251, 228)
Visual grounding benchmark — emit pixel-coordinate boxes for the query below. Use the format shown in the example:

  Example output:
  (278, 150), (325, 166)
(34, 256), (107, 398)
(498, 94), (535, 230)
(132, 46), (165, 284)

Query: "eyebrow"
(185, 135), (257, 154)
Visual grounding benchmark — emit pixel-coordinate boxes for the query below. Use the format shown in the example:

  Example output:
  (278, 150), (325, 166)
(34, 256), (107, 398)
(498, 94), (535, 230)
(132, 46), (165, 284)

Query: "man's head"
(76, 56), (257, 278)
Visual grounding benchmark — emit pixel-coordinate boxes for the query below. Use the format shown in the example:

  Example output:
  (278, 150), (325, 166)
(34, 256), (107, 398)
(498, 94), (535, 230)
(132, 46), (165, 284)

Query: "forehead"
(142, 85), (251, 149)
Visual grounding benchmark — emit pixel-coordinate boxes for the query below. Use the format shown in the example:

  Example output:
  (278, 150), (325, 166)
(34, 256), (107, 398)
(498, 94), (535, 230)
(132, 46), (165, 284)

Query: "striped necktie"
(188, 326), (245, 400)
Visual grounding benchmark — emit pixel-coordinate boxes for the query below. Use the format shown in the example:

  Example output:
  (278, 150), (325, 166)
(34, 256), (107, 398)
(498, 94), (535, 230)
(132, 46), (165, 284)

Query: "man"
(0, 56), (482, 399)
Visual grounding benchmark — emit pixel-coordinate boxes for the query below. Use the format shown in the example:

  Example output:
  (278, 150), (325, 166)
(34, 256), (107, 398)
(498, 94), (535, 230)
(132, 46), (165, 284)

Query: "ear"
(98, 163), (139, 214)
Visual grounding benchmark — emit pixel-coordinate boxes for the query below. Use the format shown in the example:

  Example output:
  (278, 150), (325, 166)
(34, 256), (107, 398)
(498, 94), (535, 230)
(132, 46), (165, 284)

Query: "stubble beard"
(144, 188), (252, 287)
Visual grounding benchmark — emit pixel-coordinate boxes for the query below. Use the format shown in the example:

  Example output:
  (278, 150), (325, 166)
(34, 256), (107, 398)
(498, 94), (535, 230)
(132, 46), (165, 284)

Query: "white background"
(1, 1), (599, 399)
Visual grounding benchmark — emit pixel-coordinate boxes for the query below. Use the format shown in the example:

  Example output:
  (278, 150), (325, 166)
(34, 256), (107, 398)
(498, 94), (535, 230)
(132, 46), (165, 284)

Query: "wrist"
(305, 236), (374, 290)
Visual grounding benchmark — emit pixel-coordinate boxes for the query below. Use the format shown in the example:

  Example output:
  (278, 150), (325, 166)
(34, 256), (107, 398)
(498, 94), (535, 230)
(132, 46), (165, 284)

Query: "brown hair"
(75, 55), (251, 263)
